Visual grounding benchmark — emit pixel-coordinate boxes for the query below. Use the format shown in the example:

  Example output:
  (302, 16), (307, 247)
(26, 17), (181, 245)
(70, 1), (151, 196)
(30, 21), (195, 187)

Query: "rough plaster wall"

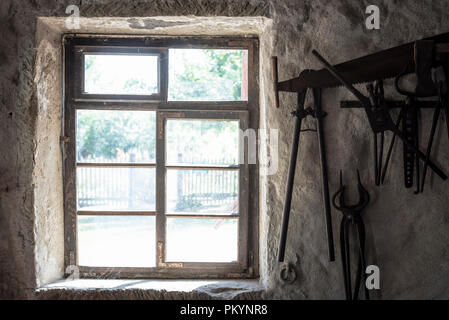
(33, 21), (65, 288)
(1, 0), (449, 300)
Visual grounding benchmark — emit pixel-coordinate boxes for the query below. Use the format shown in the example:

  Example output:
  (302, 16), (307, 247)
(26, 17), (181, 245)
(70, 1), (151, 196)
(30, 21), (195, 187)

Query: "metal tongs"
(312, 50), (448, 183)
(332, 170), (370, 300)
(277, 83), (335, 263)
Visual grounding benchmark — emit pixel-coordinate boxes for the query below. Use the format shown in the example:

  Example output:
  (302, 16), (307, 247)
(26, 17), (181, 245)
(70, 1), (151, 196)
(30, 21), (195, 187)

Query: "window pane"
(166, 119), (239, 166)
(168, 49), (247, 101)
(77, 216), (155, 267)
(166, 218), (238, 262)
(166, 170), (238, 215)
(76, 110), (156, 163)
(77, 167), (155, 211)
(84, 54), (158, 95)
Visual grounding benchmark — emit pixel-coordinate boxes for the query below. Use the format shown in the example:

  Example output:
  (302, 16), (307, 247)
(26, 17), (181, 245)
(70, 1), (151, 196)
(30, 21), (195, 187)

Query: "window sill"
(36, 279), (264, 300)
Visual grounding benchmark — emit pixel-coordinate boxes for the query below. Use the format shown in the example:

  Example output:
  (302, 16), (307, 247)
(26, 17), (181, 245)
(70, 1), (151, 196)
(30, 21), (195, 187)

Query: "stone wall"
(0, 0), (448, 299)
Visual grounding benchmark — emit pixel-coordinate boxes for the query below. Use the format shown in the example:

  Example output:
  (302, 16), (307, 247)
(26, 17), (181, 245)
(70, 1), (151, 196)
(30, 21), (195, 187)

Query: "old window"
(63, 36), (259, 278)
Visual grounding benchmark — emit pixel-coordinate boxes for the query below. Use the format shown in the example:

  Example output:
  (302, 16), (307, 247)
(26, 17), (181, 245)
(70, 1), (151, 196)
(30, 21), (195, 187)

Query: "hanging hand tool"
(274, 64), (335, 263)
(340, 97), (448, 192)
(366, 81), (386, 186)
(394, 42), (449, 193)
(274, 33), (449, 267)
(395, 40), (440, 193)
(312, 50), (448, 182)
(439, 61), (449, 144)
(273, 34), (449, 186)
(445, 91), (449, 144)
(380, 107), (405, 184)
(400, 100), (420, 191)
(332, 170), (371, 301)
(420, 79), (448, 193)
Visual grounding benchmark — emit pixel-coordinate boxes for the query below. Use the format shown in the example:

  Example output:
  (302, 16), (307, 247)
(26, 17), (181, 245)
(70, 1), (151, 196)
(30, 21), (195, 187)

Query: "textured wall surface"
(0, 0), (449, 300)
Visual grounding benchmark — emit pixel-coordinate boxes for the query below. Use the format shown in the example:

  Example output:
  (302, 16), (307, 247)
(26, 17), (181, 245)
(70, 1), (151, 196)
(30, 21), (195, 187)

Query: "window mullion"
(238, 113), (250, 269)
(155, 110), (166, 267)
(159, 49), (169, 103)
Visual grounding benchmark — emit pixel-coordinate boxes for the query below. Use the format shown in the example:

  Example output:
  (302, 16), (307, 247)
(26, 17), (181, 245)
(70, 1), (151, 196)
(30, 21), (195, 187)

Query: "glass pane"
(76, 110), (156, 163)
(77, 168), (155, 211)
(77, 216), (155, 267)
(166, 170), (238, 215)
(168, 49), (247, 101)
(84, 54), (158, 95)
(166, 218), (238, 262)
(166, 119), (239, 166)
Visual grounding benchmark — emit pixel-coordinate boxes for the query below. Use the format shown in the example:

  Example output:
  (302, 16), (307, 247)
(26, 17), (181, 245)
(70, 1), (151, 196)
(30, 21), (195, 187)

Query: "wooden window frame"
(63, 35), (259, 279)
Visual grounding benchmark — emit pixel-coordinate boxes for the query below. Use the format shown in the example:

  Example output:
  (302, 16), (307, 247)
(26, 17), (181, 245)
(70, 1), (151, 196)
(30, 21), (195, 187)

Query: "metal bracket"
(341, 100), (440, 109)
(280, 263), (297, 284)
(292, 107), (328, 119)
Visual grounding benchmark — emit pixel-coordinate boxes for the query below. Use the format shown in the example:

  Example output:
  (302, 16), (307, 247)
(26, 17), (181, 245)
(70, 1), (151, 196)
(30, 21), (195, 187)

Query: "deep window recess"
(63, 35), (259, 279)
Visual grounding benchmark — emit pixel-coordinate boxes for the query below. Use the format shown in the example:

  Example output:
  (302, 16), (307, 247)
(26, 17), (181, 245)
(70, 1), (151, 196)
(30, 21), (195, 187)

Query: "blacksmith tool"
(445, 88), (449, 147)
(274, 63), (335, 263)
(401, 100), (421, 192)
(332, 170), (370, 301)
(312, 50), (448, 183)
(441, 61), (449, 144)
(420, 80), (447, 193)
(394, 40), (449, 192)
(274, 33), (449, 267)
(340, 96), (448, 193)
(366, 81), (387, 186)
(273, 33), (449, 104)
(380, 107), (405, 185)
